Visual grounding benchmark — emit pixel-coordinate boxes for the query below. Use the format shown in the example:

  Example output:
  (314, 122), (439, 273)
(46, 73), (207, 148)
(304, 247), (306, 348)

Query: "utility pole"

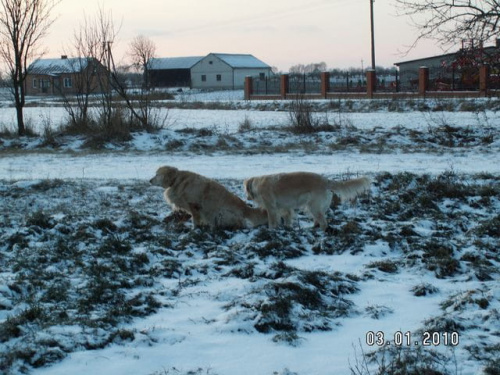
(370, 0), (376, 70)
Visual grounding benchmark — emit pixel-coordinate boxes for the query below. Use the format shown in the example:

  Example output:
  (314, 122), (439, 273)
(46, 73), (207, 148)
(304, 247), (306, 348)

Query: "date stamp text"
(366, 331), (459, 347)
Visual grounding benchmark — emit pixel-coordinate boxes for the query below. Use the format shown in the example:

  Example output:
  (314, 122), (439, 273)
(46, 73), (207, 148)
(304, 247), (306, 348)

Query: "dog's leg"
(313, 212), (328, 231)
(188, 202), (203, 228)
(308, 200), (329, 231)
(281, 209), (294, 227)
(267, 210), (280, 229)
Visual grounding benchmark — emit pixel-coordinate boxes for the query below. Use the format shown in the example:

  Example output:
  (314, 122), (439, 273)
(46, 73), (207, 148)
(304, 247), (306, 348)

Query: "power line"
(165, 0), (351, 36)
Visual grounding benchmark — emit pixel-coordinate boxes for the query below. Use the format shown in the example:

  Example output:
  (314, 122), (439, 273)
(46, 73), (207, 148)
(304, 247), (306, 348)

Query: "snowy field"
(0, 91), (499, 375)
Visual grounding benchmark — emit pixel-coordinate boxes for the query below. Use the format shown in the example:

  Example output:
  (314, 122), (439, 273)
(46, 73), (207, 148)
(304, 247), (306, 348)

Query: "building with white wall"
(149, 53), (272, 89)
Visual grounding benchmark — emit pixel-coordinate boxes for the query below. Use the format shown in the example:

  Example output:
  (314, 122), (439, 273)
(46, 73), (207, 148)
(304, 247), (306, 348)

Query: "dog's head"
(243, 178), (255, 200)
(150, 166), (179, 188)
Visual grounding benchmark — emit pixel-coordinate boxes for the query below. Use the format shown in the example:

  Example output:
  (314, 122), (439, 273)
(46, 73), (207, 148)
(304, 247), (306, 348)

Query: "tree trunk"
(13, 82), (26, 136)
(16, 104), (25, 136)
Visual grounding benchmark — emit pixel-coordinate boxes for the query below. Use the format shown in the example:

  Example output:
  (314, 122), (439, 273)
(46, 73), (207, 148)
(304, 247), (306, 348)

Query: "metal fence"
(248, 66), (497, 99)
(252, 71), (402, 95)
(288, 73), (321, 94)
(399, 65), (485, 92)
(253, 75), (280, 95)
(251, 74), (323, 95)
(329, 72), (399, 93)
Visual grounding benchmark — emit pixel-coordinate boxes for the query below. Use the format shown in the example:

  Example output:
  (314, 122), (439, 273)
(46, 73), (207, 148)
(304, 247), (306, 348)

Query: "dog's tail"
(328, 177), (371, 202)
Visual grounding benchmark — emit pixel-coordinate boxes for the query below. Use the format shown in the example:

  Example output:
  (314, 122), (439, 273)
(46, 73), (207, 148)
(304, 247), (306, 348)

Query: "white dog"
(244, 172), (370, 230)
(150, 166), (268, 229)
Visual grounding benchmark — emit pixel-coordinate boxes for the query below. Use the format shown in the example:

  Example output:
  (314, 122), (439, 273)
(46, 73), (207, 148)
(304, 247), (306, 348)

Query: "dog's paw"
(163, 211), (191, 224)
(324, 226), (335, 235)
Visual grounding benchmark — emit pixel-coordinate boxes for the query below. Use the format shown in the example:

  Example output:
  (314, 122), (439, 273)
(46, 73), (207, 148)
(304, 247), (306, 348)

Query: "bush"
(287, 96), (321, 133)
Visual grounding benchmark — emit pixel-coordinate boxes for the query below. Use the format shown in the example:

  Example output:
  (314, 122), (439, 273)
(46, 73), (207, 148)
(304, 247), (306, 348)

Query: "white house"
(190, 53), (272, 89)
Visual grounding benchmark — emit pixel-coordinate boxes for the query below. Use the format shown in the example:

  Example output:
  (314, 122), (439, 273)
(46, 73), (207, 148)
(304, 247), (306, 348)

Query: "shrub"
(287, 96), (320, 133)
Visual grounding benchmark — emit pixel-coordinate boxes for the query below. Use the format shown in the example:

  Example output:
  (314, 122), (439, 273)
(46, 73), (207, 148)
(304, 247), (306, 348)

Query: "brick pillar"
(479, 65), (490, 96)
(244, 76), (253, 100)
(366, 69), (376, 98)
(419, 66), (429, 95)
(280, 74), (289, 99)
(321, 72), (330, 98)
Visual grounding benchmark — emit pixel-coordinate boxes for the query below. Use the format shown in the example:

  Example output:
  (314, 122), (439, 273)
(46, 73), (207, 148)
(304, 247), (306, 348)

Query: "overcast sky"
(48, 0), (448, 71)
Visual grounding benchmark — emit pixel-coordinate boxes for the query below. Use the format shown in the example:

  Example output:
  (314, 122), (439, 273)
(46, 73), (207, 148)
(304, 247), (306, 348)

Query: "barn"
(148, 53), (272, 89)
(394, 40), (500, 90)
(148, 56), (203, 88)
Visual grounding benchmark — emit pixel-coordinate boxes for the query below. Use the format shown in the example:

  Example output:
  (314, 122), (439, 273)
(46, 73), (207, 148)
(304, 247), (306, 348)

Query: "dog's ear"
(157, 166), (178, 187)
(244, 178), (254, 200)
(165, 167), (178, 186)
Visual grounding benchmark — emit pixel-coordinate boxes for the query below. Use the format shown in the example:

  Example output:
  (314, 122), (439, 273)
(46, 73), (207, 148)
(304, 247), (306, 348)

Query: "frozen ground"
(0, 91), (499, 375)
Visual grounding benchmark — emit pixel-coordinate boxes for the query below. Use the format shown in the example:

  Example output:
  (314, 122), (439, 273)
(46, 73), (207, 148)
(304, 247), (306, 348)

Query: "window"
(33, 79), (38, 88)
(63, 77), (72, 88)
(259, 73), (266, 80)
(201, 75), (206, 82)
(209, 61), (213, 65)
(216, 74), (222, 82)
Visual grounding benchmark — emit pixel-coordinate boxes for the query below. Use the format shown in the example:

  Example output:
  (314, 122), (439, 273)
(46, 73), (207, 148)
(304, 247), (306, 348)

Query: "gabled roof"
(149, 56), (204, 70)
(209, 53), (271, 69)
(394, 45), (499, 66)
(149, 53), (272, 70)
(29, 57), (93, 75)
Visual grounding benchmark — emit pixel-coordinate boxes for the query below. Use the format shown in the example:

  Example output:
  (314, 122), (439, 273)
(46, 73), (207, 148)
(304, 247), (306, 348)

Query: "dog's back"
(245, 172), (370, 230)
(152, 166), (267, 229)
(246, 172), (329, 209)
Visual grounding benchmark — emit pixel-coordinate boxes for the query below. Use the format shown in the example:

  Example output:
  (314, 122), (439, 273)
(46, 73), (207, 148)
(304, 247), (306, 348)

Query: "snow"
(0, 91), (499, 375)
(28, 57), (90, 74)
(2, 105), (500, 135)
(149, 56), (204, 70)
(33, 270), (436, 375)
(1, 151), (497, 181)
(211, 53), (271, 69)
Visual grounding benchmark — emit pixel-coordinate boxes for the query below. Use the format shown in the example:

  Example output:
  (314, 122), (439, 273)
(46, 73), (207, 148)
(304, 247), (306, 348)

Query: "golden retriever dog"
(150, 166), (268, 229)
(244, 172), (370, 230)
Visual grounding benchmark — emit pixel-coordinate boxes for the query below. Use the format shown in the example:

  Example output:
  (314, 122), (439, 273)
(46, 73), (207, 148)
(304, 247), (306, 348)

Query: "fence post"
(366, 69), (376, 98)
(280, 74), (289, 99)
(321, 72), (330, 98)
(479, 64), (490, 96)
(244, 76), (253, 100)
(419, 66), (429, 96)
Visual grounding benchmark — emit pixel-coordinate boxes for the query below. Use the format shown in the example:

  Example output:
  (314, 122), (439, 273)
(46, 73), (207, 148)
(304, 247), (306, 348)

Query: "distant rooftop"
(209, 53), (271, 69)
(149, 56), (204, 70)
(149, 53), (271, 70)
(29, 56), (92, 75)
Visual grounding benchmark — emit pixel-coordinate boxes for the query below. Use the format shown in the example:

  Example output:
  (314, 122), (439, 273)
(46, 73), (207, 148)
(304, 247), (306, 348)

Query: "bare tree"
(62, 9), (164, 139)
(289, 62), (327, 74)
(129, 34), (156, 90)
(66, 7), (118, 133)
(0, 0), (60, 135)
(395, 0), (500, 50)
(60, 9), (116, 131)
(115, 34), (163, 131)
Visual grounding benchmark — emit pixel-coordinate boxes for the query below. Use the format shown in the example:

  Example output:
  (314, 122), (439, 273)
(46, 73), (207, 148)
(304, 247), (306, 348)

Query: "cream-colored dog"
(150, 166), (268, 229)
(244, 172), (370, 230)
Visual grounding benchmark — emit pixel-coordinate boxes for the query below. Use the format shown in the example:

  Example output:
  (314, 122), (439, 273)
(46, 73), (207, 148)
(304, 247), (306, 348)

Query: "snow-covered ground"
(1, 101), (499, 135)
(0, 91), (499, 375)
(1, 151), (498, 181)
